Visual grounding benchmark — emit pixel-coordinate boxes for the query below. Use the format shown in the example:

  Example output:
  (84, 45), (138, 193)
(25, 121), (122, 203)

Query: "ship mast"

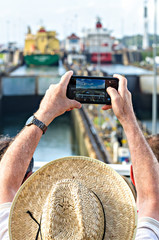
(96, 17), (102, 75)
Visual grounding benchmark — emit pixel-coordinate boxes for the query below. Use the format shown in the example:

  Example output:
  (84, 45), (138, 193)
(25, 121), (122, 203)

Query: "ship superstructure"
(24, 26), (60, 66)
(83, 18), (115, 63)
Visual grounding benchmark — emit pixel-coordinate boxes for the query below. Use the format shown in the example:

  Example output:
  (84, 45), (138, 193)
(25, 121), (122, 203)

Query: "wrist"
(34, 110), (56, 126)
(122, 117), (140, 137)
(25, 115), (47, 134)
(119, 114), (138, 131)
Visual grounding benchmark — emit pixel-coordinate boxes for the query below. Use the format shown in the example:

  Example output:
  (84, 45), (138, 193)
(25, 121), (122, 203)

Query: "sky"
(77, 79), (105, 89)
(0, 0), (159, 46)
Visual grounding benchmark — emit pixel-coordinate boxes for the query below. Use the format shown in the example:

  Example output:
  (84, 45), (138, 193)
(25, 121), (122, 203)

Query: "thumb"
(60, 71), (73, 88)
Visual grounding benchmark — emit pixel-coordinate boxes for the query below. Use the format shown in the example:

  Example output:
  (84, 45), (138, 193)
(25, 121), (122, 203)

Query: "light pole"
(152, 0), (157, 134)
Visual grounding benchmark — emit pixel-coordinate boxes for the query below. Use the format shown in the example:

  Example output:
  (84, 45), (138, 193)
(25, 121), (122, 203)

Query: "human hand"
(35, 71), (82, 126)
(102, 74), (136, 125)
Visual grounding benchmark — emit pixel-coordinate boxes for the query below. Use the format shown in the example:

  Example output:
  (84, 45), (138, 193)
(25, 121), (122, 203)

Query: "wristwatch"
(25, 115), (47, 134)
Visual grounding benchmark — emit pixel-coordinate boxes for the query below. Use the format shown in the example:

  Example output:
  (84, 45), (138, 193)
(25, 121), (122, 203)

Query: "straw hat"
(9, 156), (137, 240)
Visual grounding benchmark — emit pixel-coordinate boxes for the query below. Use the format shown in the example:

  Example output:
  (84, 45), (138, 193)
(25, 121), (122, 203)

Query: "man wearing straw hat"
(0, 71), (159, 239)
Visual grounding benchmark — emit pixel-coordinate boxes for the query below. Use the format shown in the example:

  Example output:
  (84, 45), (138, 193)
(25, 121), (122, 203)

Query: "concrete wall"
(71, 109), (98, 159)
(0, 75), (58, 115)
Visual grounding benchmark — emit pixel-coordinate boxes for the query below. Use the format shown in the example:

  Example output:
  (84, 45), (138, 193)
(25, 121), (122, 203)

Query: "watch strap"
(26, 115), (47, 134)
(32, 116), (47, 134)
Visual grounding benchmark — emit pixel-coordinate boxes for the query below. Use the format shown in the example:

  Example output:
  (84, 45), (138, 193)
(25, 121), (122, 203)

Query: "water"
(99, 64), (153, 76)
(0, 112), (79, 162)
(11, 61), (66, 77)
(0, 64), (79, 162)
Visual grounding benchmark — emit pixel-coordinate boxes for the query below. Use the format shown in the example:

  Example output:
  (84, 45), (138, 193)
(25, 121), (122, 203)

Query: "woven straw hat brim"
(9, 156), (137, 240)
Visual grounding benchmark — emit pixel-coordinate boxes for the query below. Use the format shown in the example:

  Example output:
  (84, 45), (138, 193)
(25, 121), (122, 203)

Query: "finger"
(60, 71), (73, 88)
(107, 87), (119, 102)
(113, 74), (127, 87)
(113, 74), (127, 97)
(102, 105), (112, 110)
(70, 100), (82, 109)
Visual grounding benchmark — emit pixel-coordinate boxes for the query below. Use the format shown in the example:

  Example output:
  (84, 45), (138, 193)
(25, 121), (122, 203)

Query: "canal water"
(0, 64), (79, 162)
(10, 61), (66, 77)
(0, 112), (79, 162)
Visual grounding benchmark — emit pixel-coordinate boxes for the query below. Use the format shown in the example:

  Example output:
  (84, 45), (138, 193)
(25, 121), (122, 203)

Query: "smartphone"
(66, 75), (119, 104)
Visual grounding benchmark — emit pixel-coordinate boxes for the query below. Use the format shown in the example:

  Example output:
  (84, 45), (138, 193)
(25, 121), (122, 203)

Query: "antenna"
(142, 0), (149, 49)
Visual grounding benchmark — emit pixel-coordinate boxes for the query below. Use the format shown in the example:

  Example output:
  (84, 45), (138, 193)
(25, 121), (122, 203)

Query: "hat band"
(92, 191), (106, 240)
(26, 211), (42, 240)
(26, 190), (106, 240)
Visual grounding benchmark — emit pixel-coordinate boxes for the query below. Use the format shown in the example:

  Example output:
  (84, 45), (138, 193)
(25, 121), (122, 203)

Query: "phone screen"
(67, 76), (118, 104)
(76, 78), (107, 103)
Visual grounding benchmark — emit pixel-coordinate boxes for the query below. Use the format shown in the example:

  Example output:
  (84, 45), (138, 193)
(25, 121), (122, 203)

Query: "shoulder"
(135, 217), (159, 240)
(0, 202), (12, 240)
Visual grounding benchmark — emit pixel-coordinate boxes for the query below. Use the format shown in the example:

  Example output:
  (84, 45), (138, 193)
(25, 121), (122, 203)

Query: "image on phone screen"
(75, 78), (109, 103)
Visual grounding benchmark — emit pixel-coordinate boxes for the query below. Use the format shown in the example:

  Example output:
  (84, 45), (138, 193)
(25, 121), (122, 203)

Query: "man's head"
(146, 134), (159, 161)
(0, 136), (13, 160)
(9, 156), (137, 240)
(0, 136), (34, 183)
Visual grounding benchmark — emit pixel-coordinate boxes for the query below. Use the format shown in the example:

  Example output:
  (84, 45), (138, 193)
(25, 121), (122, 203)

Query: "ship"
(24, 26), (60, 66)
(83, 18), (115, 63)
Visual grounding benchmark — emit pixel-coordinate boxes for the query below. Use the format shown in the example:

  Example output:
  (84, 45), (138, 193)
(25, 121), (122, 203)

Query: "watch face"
(26, 116), (34, 126)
